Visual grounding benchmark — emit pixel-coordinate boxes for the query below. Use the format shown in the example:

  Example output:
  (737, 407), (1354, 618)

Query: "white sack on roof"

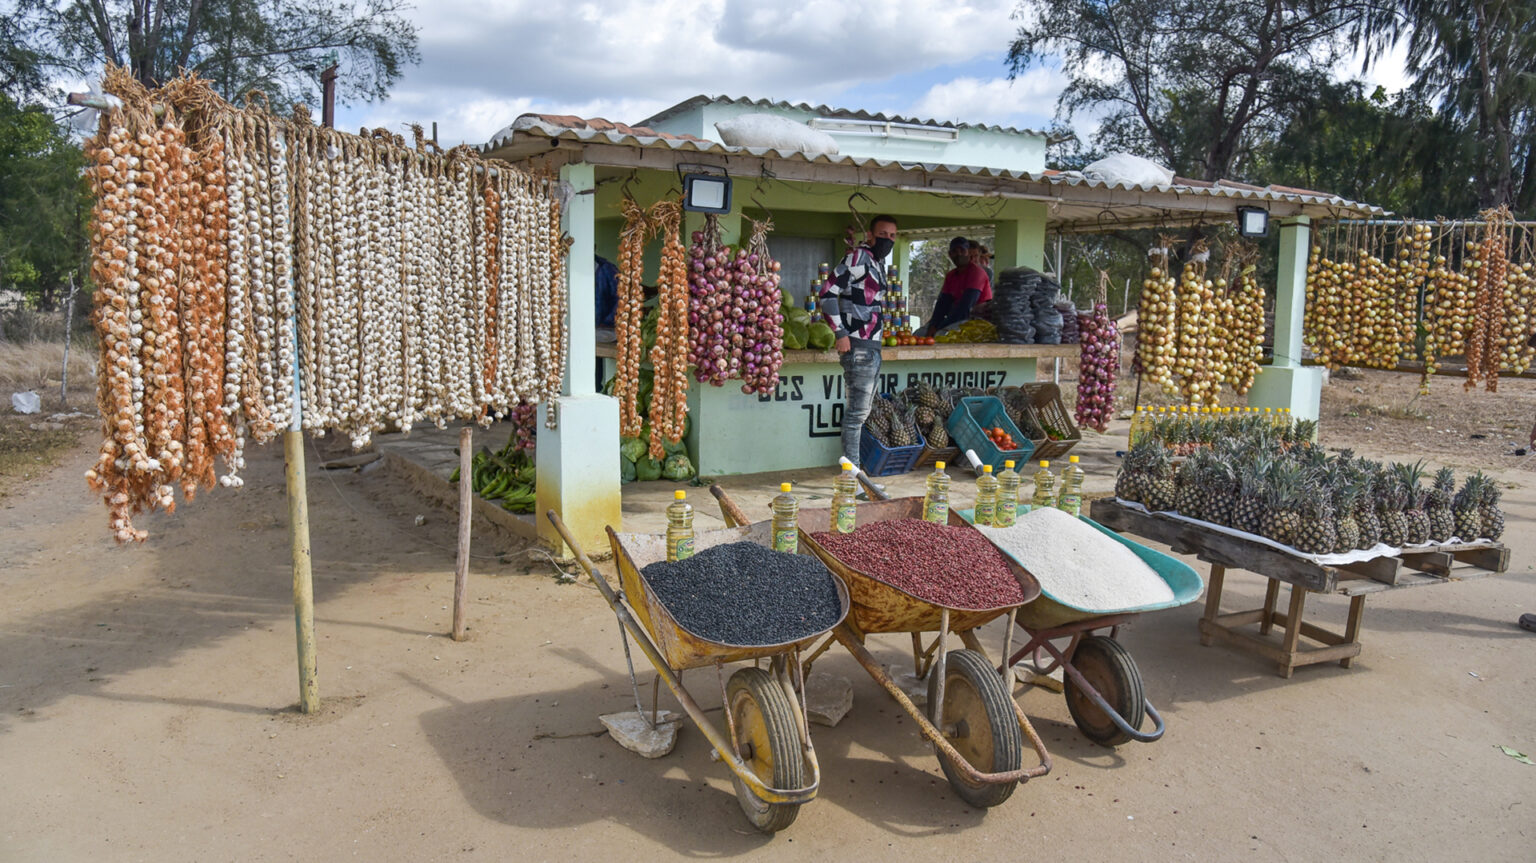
(714, 114), (839, 156)
(1083, 153), (1174, 188)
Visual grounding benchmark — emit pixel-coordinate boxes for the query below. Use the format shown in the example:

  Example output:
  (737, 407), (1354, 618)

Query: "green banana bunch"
(450, 439), (538, 513)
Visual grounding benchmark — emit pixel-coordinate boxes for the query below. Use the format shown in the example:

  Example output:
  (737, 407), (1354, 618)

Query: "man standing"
(822, 214), (898, 471)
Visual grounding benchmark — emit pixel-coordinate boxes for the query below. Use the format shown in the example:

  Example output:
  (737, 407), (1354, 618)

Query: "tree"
(0, 94), (90, 310)
(1367, 0), (1536, 211)
(1008, 0), (1391, 181)
(24, 0), (420, 109)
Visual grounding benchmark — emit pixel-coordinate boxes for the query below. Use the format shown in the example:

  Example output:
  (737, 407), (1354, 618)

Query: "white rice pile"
(977, 506), (1174, 611)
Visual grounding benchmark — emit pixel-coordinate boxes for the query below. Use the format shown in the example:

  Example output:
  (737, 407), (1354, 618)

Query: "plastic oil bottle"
(831, 458), (858, 534)
(1058, 455), (1085, 517)
(666, 490), (695, 562)
(1031, 460), (1056, 511)
(771, 482), (799, 553)
(995, 460), (1021, 527)
(974, 464), (998, 526)
(923, 460), (951, 525)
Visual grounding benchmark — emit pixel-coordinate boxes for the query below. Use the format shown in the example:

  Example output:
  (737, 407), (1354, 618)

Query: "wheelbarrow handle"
(855, 470), (891, 500)
(544, 509), (620, 608)
(708, 484), (753, 528)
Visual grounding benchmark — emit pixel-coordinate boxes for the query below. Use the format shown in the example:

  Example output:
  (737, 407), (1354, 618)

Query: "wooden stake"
(452, 426), (473, 641)
(285, 429), (319, 713)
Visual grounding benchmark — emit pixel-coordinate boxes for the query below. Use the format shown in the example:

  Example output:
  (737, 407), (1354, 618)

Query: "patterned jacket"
(819, 244), (886, 347)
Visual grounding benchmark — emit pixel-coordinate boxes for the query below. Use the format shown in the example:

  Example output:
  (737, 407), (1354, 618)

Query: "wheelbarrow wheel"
(1065, 635), (1145, 747)
(726, 667), (804, 833)
(927, 648), (1022, 808)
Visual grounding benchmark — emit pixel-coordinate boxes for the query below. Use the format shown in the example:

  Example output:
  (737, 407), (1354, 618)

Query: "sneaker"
(1520, 613), (1536, 633)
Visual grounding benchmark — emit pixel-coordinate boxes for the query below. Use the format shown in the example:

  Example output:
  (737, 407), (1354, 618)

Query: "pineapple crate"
(1012, 383), (1081, 462)
(914, 444), (959, 470)
(1088, 497), (1510, 679)
(860, 425), (926, 476)
(946, 396), (1035, 472)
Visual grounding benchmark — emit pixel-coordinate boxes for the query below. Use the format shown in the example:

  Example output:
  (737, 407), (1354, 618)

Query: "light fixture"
(1236, 206), (1269, 237)
(683, 173), (732, 214)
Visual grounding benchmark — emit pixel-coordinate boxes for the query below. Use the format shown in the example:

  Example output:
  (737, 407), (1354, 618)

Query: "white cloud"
(909, 70), (1063, 130)
(333, 0), (1022, 146)
(1337, 38), (1413, 94)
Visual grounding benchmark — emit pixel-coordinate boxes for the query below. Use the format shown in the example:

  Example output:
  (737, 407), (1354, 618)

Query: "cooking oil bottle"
(923, 460), (951, 524)
(771, 482), (799, 553)
(974, 464), (998, 526)
(831, 458), (858, 534)
(1031, 460), (1056, 510)
(1058, 455), (1085, 517)
(995, 460), (1020, 527)
(665, 490), (695, 562)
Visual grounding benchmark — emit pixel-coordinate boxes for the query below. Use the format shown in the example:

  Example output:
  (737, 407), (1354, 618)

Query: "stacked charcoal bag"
(1056, 299), (1080, 344)
(1033, 280), (1065, 344)
(991, 267), (1039, 343)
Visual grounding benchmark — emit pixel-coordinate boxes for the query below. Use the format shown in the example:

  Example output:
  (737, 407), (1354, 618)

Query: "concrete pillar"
(538, 162), (622, 555)
(1249, 216), (1324, 421)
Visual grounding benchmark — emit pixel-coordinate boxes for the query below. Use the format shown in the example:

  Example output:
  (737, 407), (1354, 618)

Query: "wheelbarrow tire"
(927, 648), (1022, 808)
(726, 667), (804, 833)
(1065, 635), (1145, 747)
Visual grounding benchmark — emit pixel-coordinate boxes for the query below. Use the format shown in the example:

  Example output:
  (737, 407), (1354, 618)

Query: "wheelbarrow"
(710, 484), (1052, 809)
(545, 510), (851, 833)
(956, 506), (1204, 746)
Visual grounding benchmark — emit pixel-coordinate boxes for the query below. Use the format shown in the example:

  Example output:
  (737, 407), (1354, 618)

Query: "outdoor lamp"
(1236, 206), (1269, 237)
(683, 173), (733, 214)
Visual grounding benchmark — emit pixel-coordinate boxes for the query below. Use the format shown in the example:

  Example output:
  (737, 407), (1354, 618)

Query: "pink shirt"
(940, 263), (992, 303)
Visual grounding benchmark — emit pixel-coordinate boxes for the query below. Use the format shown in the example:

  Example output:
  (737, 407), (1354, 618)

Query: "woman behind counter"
(921, 237), (992, 337)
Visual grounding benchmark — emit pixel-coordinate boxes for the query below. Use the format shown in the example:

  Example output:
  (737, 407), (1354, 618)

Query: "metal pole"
(452, 426), (473, 641)
(61, 273), (78, 404)
(320, 64), (339, 130)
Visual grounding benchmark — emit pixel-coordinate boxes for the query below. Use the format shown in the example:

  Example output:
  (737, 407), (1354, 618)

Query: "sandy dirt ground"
(2, 372), (1534, 862)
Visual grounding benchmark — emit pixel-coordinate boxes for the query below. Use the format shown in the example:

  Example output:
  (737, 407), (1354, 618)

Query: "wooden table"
(1088, 498), (1510, 678)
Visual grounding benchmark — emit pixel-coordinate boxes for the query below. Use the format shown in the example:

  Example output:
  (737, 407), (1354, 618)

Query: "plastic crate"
(914, 444), (958, 469)
(945, 396), (1035, 472)
(1019, 383), (1081, 461)
(860, 396), (927, 476)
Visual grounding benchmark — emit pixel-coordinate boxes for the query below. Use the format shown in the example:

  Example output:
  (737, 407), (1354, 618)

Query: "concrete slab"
(598, 710), (683, 759)
(803, 672), (853, 727)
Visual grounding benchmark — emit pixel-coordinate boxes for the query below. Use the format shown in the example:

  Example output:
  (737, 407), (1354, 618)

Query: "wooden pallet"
(1087, 498), (1510, 677)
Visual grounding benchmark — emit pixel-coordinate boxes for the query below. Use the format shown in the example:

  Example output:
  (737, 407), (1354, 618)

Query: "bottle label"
(923, 498), (948, 524)
(1059, 493), (1082, 518)
(996, 498), (1017, 527)
(668, 535), (695, 561)
(773, 527), (798, 553)
(834, 503), (856, 534)
(975, 500), (995, 526)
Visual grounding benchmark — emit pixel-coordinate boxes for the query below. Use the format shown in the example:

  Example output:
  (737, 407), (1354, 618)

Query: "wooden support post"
(1260, 578), (1281, 635)
(1199, 563), (1226, 646)
(452, 427), (473, 641)
(285, 430), (319, 713)
(1340, 595), (1366, 669)
(1279, 586), (1307, 678)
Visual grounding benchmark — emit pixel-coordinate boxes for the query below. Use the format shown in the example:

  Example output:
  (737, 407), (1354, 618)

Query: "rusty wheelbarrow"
(546, 510), (850, 833)
(710, 484), (1052, 809)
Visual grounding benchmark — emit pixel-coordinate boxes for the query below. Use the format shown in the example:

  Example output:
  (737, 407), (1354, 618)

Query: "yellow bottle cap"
(1004, 460), (1015, 468)
(839, 457), (853, 469)
(780, 483), (792, 493)
(935, 461), (946, 470)
(674, 490), (686, 500)
(1070, 455), (1080, 463)
(983, 464), (993, 473)
(1040, 460), (1050, 468)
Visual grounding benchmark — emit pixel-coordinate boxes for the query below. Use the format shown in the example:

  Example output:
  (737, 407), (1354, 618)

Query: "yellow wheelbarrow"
(710, 485), (1052, 809)
(546, 510), (850, 833)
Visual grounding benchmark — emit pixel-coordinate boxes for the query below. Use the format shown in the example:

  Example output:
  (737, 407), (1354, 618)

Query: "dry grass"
(0, 337), (98, 410)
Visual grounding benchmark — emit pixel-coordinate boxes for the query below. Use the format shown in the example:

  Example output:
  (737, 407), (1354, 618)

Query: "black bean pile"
(811, 518), (1025, 609)
(641, 542), (843, 645)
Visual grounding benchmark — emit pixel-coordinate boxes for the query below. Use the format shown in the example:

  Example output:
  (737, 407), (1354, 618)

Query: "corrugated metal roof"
(480, 116), (1387, 224)
(636, 94), (1048, 139)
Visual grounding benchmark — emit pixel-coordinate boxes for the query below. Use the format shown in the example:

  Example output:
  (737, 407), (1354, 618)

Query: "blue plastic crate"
(860, 398), (927, 477)
(946, 396), (1035, 472)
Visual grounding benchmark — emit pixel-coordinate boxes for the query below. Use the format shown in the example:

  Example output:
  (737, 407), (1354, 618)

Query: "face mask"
(870, 237), (895, 260)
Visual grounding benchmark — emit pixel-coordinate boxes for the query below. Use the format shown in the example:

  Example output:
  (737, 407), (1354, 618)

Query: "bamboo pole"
(452, 426), (473, 641)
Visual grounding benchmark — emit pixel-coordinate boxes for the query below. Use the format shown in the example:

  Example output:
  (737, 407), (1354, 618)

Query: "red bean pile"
(810, 518), (1026, 609)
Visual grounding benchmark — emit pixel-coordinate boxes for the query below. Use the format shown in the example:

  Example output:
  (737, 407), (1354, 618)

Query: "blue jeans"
(839, 345), (882, 469)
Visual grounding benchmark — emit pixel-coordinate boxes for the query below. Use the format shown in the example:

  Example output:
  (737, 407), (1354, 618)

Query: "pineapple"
(1142, 440), (1178, 511)
(1396, 462), (1430, 545)
(1332, 477), (1364, 553)
(1478, 475), (1505, 540)
(1453, 473), (1484, 540)
(1353, 466), (1382, 548)
(1295, 492), (1338, 555)
(1115, 441), (1155, 503)
(1260, 463), (1306, 547)
(1204, 455), (1238, 528)
(1174, 455), (1203, 518)
(1427, 467), (1456, 543)
(1233, 458), (1270, 534)
(1376, 471), (1408, 548)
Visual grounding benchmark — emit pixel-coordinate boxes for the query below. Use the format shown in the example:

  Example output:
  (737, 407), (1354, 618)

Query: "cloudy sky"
(331, 0), (1410, 149)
